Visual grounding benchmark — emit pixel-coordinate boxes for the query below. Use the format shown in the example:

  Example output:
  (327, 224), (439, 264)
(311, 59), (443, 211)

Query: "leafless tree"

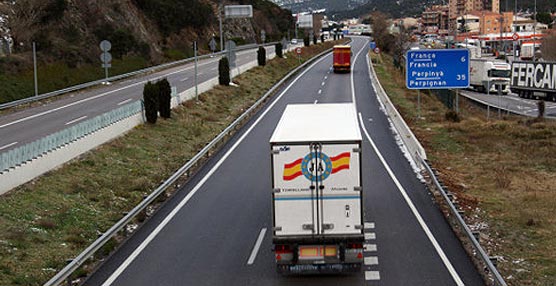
(4, 0), (47, 51)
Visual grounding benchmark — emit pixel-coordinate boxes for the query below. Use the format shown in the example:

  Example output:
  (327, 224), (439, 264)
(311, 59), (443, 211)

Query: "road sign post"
(406, 49), (470, 115)
(99, 40), (112, 84)
(295, 47), (302, 64)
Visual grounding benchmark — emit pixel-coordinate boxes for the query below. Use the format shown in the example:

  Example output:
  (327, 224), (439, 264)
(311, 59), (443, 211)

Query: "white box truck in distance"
(270, 103), (364, 274)
(469, 59), (511, 94)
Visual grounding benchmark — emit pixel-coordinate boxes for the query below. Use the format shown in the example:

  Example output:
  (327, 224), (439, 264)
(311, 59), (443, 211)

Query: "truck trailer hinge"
(273, 226), (282, 231)
(271, 149), (280, 155)
(322, 223), (334, 230)
(353, 186), (362, 192)
(273, 188), (281, 193)
(355, 224), (364, 230)
(302, 224), (314, 231)
(352, 147), (361, 153)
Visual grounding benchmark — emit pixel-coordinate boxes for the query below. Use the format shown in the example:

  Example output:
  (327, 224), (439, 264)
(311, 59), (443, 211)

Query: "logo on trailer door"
(282, 152), (350, 181)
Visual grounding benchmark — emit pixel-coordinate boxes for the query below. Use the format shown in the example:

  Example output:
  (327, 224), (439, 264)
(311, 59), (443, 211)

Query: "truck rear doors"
(272, 142), (362, 237)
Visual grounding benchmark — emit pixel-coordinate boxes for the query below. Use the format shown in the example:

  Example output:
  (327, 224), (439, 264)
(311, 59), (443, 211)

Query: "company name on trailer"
(512, 62), (556, 90)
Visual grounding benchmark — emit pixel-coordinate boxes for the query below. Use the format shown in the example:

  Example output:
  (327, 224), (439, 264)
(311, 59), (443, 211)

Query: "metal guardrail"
(421, 158), (507, 286)
(44, 45), (334, 286)
(0, 42), (278, 110)
(368, 52), (506, 285)
(0, 101), (142, 173)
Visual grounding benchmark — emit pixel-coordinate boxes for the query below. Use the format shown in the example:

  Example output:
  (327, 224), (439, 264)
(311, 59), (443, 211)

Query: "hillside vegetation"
(0, 0), (293, 103)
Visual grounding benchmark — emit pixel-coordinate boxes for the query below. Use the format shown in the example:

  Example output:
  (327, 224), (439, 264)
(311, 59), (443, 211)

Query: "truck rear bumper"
(277, 262), (362, 274)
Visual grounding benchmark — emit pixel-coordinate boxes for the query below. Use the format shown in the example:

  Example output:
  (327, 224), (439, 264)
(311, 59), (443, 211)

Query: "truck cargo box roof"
(270, 103), (362, 143)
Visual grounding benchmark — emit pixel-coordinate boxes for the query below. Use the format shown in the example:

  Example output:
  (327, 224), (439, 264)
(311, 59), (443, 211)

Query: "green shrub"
(304, 36), (310, 47)
(275, 43), (283, 58)
(143, 81), (159, 124)
(257, 46), (266, 66)
(321, 34), (325, 43)
(157, 78), (172, 118)
(445, 110), (461, 122)
(219, 57), (230, 86)
(313, 35), (317, 45)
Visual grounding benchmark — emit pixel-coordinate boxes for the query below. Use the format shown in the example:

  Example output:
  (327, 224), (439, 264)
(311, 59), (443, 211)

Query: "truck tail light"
(347, 243), (363, 249)
(275, 245), (292, 261)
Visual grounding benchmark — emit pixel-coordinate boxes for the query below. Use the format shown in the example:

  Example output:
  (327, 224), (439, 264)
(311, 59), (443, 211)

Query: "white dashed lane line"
(318, 89), (322, 95)
(0, 141), (18, 151)
(365, 271), (381, 280)
(117, 98), (133, 106)
(65, 116), (87, 126)
(365, 256), (379, 265)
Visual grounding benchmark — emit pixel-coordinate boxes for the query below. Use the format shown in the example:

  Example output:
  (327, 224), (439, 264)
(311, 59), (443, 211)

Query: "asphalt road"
(461, 89), (556, 118)
(0, 45), (279, 153)
(84, 37), (484, 286)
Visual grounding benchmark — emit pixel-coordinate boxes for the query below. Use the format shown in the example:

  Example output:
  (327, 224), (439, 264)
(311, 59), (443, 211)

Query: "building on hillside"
(449, 0), (499, 31)
(421, 5), (450, 35)
(456, 14), (480, 34)
(471, 11), (513, 35)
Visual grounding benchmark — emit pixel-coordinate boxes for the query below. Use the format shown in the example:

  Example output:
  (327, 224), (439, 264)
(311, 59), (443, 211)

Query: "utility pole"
(533, 0), (537, 60)
(33, 42), (38, 97)
(219, 1), (224, 52)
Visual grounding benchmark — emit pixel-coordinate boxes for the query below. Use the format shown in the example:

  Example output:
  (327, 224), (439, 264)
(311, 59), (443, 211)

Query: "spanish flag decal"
(283, 152), (351, 181)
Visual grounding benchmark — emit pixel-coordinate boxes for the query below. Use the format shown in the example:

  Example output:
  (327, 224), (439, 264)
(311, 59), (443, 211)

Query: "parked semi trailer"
(270, 103), (364, 274)
(511, 61), (556, 101)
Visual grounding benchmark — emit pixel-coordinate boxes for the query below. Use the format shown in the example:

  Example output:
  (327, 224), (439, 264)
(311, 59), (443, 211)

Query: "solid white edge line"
(247, 228), (267, 265)
(65, 116), (87, 126)
(117, 98), (133, 106)
(0, 141), (18, 151)
(357, 112), (464, 286)
(100, 53), (330, 286)
(350, 38), (368, 109)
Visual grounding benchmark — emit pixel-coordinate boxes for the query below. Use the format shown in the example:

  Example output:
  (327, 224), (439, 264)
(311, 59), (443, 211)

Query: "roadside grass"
(372, 53), (556, 286)
(0, 41), (339, 285)
(0, 56), (149, 104)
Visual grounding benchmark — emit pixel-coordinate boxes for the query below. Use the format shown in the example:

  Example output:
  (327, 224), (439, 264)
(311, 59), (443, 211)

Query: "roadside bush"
(313, 35), (317, 45)
(304, 36), (310, 47)
(445, 110), (461, 122)
(257, 46), (266, 66)
(538, 100), (545, 119)
(219, 57), (230, 86)
(321, 34), (325, 43)
(143, 81), (159, 124)
(275, 43), (283, 58)
(157, 78), (172, 118)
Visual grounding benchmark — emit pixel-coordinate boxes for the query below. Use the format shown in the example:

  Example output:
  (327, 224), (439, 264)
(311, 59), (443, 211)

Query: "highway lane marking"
(357, 112), (465, 286)
(350, 38), (368, 109)
(365, 271), (380, 280)
(364, 256), (378, 265)
(0, 141), (18, 151)
(247, 228), (267, 265)
(321, 81), (325, 86)
(318, 89), (322, 95)
(364, 233), (376, 240)
(180, 77), (189, 82)
(117, 98), (133, 106)
(364, 244), (377, 252)
(65, 116), (87, 126)
(314, 100), (318, 104)
(100, 52), (331, 286)
(364, 222), (375, 229)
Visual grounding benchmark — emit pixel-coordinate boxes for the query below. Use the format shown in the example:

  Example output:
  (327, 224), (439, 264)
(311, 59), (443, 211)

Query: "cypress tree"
(257, 46), (266, 66)
(143, 81), (159, 124)
(219, 57), (230, 86)
(157, 78), (172, 118)
(275, 43), (283, 58)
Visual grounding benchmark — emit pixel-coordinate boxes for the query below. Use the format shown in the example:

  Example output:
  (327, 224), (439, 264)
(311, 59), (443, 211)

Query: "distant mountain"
(271, 0), (370, 13)
(328, 0), (556, 20)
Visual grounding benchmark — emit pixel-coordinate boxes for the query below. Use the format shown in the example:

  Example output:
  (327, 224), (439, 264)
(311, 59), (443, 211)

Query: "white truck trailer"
(511, 61), (556, 102)
(469, 59), (511, 94)
(269, 103), (364, 274)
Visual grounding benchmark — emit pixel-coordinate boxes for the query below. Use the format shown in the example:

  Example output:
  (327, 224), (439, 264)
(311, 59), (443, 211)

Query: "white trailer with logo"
(269, 103), (364, 273)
